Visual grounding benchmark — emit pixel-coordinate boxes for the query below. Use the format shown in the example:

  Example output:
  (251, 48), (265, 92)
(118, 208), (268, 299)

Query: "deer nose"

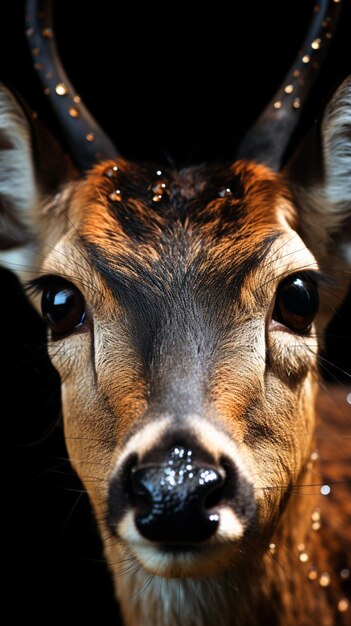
(127, 446), (226, 543)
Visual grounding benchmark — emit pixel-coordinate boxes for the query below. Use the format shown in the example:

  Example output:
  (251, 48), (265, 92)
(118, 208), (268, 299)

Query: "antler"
(236, 0), (343, 170)
(25, 1), (343, 172)
(25, 0), (119, 171)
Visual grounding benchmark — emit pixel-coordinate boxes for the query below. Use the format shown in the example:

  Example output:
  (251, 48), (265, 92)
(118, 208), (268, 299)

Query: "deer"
(1, 0), (351, 624)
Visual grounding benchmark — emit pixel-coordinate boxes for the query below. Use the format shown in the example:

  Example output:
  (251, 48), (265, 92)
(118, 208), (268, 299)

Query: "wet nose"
(128, 446), (226, 543)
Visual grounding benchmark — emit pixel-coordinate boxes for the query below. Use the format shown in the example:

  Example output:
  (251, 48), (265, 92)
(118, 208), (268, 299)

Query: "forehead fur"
(73, 159), (290, 264)
(66, 159), (295, 317)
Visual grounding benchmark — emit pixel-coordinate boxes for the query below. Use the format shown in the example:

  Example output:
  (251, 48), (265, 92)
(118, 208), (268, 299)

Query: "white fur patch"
(118, 510), (239, 578)
(217, 506), (244, 540)
(113, 416), (170, 473)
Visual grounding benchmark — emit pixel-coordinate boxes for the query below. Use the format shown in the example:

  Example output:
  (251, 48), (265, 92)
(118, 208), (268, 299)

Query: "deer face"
(1, 1), (351, 621)
(16, 156), (324, 580)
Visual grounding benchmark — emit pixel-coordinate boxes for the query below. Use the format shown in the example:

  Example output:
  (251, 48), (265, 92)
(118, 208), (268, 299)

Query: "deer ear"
(0, 83), (76, 278)
(288, 76), (351, 270)
(0, 84), (39, 253)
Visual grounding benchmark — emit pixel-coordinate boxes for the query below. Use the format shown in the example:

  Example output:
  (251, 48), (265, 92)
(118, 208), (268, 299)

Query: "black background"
(1, 1), (351, 622)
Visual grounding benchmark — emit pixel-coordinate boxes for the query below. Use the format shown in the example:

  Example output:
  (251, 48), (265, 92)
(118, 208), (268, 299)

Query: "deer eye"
(273, 273), (319, 333)
(41, 280), (86, 339)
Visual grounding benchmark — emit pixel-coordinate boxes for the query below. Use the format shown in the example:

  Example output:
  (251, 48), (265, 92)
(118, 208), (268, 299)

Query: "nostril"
(129, 468), (153, 517)
(203, 457), (238, 510)
(204, 480), (225, 510)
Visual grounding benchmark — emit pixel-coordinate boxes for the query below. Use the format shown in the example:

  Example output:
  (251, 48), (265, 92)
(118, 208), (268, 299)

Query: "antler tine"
(25, 0), (119, 171)
(236, 0), (343, 171)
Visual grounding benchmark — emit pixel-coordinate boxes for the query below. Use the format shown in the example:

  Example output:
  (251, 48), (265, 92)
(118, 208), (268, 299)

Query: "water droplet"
(218, 188), (232, 198)
(292, 98), (301, 110)
(86, 132), (95, 142)
(274, 100), (282, 109)
(32, 47), (40, 56)
(43, 87), (51, 95)
(209, 513), (219, 522)
(109, 189), (122, 202)
(292, 69), (300, 78)
(311, 38), (321, 50)
(312, 521), (321, 531)
(340, 568), (350, 579)
(319, 572), (331, 587)
(297, 543), (305, 552)
(55, 82), (68, 96)
(156, 170), (162, 176)
(346, 392), (351, 405)
(269, 543), (276, 554)
(321, 484), (331, 495)
(105, 166), (118, 178)
(325, 32), (332, 39)
(153, 181), (167, 193)
(308, 566), (318, 580)
(69, 107), (80, 118)
(311, 509), (321, 522)
(34, 62), (44, 70)
(302, 55), (310, 64)
(338, 598), (349, 613)
(310, 450), (319, 462)
(73, 95), (81, 104)
(284, 84), (294, 94)
(26, 27), (35, 36)
(299, 552), (309, 563)
(151, 181), (169, 202)
(333, 0), (341, 3)
(42, 27), (54, 38)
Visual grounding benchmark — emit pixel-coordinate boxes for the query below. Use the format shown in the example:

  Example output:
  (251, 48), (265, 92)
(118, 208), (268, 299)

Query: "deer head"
(1, 1), (351, 625)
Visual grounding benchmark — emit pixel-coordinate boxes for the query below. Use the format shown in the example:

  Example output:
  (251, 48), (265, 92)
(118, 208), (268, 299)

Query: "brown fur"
(15, 159), (345, 625)
(2, 80), (351, 623)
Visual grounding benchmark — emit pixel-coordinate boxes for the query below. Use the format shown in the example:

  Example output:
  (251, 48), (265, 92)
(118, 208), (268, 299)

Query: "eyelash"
(25, 274), (65, 297)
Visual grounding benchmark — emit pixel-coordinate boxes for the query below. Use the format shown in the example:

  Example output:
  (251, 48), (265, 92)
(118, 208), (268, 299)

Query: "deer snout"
(128, 446), (225, 543)
(108, 426), (257, 560)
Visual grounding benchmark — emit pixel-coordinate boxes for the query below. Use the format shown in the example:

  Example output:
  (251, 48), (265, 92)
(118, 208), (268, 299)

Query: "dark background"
(1, 1), (351, 622)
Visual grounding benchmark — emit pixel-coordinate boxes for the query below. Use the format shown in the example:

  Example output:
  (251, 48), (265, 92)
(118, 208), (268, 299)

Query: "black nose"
(128, 446), (225, 543)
